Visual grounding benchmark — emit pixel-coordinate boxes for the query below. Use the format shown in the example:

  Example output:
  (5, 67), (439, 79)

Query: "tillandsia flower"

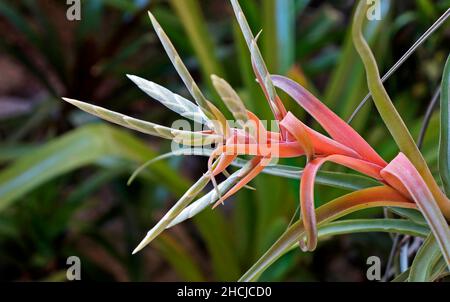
(62, 0), (450, 267)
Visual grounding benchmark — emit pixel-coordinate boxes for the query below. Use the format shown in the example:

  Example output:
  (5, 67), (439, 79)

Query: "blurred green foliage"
(0, 0), (449, 281)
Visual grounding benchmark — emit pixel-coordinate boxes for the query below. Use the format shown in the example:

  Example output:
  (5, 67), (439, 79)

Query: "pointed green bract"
(409, 234), (441, 281)
(148, 12), (227, 134)
(230, 0), (286, 121)
(62, 98), (222, 146)
(132, 171), (213, 254)
(211, 74), (249, 126)
(206, 99), (231, 138)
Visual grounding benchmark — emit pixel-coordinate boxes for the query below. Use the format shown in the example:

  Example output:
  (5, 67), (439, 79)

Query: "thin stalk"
(399, 237), (410, 273)
(383, 234), (400, 281)
(418, 88), (440, 148)
(348, 8), (450, 123)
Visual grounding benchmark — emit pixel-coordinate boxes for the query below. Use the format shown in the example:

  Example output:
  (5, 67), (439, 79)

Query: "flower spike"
(148, 12), (228, 135)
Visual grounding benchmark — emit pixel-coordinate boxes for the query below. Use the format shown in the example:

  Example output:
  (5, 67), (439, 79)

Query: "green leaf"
(0, 1), (38, 45)
(388, 207), (427, 225)
(391, 269), (410, 282)
(22, 0), (67, 83)
(239, 186), (417, 281)
(318, 219), (428, 238)
(415, 0), (437, 20)
(241, 217), (427, 282)
(430, 255), (450, 281)
(439, 54), (450, 196)
(0, 124), (189, 211)
(262, 0), (277, 72)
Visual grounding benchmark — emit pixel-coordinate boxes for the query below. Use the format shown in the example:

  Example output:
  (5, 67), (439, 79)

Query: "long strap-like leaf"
(439, 54), (450, 196)
(348, 8), (450, 123)
(239, 186), (417, 281)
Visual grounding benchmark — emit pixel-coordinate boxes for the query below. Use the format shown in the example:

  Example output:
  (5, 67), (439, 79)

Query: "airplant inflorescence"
(63, 0), (450, 281)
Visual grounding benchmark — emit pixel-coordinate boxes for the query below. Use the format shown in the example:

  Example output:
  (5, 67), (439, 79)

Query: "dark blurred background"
(0, 0), (449, 281)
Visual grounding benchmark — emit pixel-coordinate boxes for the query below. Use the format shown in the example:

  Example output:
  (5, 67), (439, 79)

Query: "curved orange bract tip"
(212, 157), (268, 208)
(299, 154), (385, 251)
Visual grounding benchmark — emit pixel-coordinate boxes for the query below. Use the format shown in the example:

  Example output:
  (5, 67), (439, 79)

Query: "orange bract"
(201, 74), (440, 253)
